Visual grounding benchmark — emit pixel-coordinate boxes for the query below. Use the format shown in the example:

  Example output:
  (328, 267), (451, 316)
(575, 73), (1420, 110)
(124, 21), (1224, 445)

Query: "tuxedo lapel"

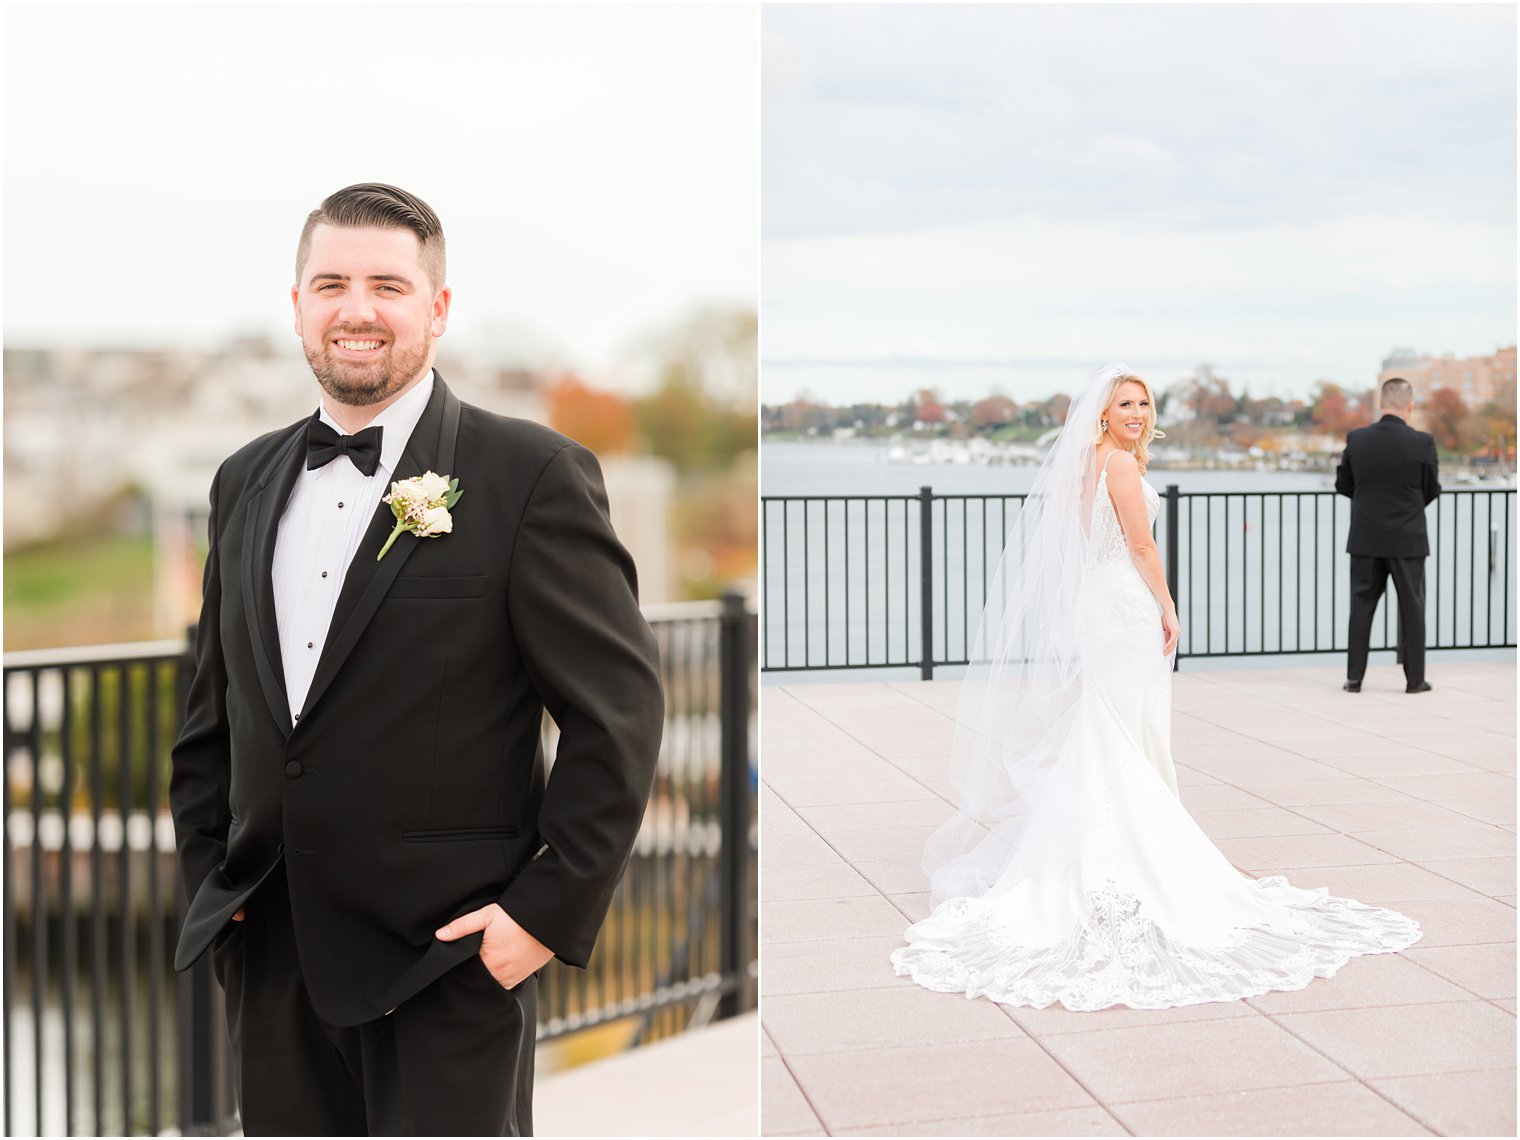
(298, 377), (461, 724)
(240, 425), (308, 738)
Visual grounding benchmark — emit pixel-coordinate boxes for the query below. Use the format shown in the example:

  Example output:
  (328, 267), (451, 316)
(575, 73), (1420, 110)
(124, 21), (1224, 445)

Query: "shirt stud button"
(321, 571), (328, 579)
(307, 641), (314, 649)
(338, 501), (345, 509)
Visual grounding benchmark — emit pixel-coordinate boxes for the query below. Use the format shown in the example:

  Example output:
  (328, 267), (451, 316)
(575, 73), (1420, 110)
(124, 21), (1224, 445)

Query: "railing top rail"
(761, 486), (1514, 504)
(642, 598), (729, 623)
(2, 598), (752, 670)
(1, 638), (190, 670)
(762, 493), (921, 503)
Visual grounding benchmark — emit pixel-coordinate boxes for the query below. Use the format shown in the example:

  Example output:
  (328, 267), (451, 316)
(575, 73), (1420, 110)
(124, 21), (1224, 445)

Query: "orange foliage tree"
(545, 373), (634, 455)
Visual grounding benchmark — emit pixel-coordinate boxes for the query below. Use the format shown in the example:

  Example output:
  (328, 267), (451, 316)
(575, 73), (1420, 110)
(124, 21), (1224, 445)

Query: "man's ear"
(430, 286), (452, 338)
(291, 284), (303, 336)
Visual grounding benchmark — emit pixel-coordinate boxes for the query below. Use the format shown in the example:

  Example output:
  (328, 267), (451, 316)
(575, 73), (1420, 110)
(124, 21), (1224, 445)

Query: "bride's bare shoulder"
(1104, 449), (1141, 480)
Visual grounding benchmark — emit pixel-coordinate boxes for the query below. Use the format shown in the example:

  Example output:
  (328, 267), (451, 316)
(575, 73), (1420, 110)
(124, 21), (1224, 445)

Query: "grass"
(3, 533), (159, 650)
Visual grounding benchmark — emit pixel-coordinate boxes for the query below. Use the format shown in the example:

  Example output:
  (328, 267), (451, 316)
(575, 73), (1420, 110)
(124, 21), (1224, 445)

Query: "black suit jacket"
(169, 375), (664, 1027)
(1334, 414), (1441, 558)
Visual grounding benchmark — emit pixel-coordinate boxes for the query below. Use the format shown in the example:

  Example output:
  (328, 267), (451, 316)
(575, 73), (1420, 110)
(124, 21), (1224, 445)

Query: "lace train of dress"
(892, 469), (1421, 1010)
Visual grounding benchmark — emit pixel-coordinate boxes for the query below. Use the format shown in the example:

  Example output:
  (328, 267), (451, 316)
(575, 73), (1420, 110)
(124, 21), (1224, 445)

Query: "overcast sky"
(762, 4), (1517, 405)
(4, 3), (757, 391)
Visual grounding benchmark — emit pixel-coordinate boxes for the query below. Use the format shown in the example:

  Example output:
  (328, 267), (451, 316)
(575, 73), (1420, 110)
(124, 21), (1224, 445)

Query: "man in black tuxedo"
(169, 183), (664, 1135)
(1334, 376), (1441, 694)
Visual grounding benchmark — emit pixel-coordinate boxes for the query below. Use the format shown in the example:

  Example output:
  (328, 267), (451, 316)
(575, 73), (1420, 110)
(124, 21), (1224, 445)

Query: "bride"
(891, 363), (1421, 1011)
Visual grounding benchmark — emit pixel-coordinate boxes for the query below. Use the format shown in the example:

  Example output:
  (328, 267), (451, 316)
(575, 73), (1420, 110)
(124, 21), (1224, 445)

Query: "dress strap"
(1098, 448), (1120, 479)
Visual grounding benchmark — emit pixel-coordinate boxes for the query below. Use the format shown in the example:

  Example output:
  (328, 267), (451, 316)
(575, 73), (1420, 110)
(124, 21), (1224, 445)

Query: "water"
(761, 441), (1517, 675)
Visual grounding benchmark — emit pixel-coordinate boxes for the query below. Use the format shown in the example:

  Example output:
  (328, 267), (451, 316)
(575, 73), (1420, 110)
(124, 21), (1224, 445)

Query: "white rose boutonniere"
(378, 471), (463, 561)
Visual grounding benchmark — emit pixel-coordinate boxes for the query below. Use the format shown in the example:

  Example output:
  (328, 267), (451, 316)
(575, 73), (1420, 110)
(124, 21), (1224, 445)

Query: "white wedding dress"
(892, 458), (1422, 1011)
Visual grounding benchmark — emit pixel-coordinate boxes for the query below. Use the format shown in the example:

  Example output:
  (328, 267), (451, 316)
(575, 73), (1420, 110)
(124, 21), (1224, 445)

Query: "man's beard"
(304, 331), (431, 408)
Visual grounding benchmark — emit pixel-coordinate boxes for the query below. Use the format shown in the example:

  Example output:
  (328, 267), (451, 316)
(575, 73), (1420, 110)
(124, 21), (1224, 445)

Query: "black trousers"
(211, 862), (536, 1136)
(1346, 555), (1426, 687)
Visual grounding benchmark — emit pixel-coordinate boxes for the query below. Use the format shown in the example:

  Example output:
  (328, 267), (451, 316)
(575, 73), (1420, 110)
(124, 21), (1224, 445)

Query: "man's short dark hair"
(1381, 377), (1414, 409)
(295, 183), (446, 292)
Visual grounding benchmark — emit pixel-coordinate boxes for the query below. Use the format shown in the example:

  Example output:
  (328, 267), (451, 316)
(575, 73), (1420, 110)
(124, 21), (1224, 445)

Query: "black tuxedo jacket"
(1334, 415), (1441, 558)
(169, 374), (664, 1027)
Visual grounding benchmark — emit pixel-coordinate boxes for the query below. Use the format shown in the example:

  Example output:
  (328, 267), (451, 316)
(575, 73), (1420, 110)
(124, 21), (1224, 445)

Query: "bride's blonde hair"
(1093, 370), (1165, 474)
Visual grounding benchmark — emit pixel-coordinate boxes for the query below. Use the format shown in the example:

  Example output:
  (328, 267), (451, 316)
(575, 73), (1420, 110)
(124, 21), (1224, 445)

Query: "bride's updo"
(1093, 369), (1165, 474)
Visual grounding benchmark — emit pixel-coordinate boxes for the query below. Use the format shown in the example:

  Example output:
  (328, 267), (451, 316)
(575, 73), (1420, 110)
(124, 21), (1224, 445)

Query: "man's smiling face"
(292, 224), (450, 408)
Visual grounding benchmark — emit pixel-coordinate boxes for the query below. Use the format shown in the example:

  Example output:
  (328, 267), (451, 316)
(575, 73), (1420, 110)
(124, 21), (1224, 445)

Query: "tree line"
(763, 367), (1517, 458)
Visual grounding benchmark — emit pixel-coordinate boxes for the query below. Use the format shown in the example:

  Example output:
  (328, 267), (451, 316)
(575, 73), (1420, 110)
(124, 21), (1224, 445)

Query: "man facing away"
(169, 183), (665, 1135)
(1334, 376), (1441, 694)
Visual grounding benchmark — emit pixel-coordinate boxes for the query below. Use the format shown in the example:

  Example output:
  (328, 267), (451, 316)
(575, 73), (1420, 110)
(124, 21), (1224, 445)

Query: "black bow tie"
(306, 417), (384, 477)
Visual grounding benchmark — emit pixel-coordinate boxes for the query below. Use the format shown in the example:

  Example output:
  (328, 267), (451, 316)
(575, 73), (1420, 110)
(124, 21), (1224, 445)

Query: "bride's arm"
(1105, 450), (1181, 655)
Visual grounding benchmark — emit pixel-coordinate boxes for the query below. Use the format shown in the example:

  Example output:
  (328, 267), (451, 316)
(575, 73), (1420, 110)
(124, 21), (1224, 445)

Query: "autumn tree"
(545, 373), (634, 454)
(1309, 381), (1374, 437)
(1422, 386), (1469, 452)
(971, 395), (1017, 430)
(912, 387), (947, 426)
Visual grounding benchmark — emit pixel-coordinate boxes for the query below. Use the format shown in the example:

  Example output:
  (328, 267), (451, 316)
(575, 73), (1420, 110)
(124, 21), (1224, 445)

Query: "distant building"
(1378, 345), (1517, 408)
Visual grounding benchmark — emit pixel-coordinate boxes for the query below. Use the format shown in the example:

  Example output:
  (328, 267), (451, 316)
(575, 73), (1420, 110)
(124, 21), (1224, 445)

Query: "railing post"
(919, 486), (935, 680)
(717, 591), (753, 1018)
(1166, 485), (1181, 671)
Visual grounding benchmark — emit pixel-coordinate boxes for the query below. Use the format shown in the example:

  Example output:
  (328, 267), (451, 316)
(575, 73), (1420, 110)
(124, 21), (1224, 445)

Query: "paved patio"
(538, 1012), (759, 1136)
(761, 662), (1516, 1136)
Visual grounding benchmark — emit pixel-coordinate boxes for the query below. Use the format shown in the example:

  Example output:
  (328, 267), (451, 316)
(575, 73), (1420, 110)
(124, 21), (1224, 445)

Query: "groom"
(169, 183), (664, 1135)
(1335, 376), (1441, 695)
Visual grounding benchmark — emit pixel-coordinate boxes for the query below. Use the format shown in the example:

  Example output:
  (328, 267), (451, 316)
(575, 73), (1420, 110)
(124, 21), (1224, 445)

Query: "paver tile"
(761, 1056), (823, 1136)
(762, 861), (877, 903)
(780, 775), (942, 807)
(1282, 734), (1447, 760)
(1003, 996), (1255, 1037)
(1110, 1081), (1431, 1136)
(1294, 800), (1489, 833)
(1404, 943), (1517, 1000)
(1393, 896), (1518, 946)
(1441, 796), (1518, 826)
(766, 832), (847, 867)
(1398, 730), (1516, 764)
(762, 795), (815, 838)
(795, 798), (951, 833)
(1275, 1000), (1516, 1079)
(1352, 825), (1516, 862)
(1217, 832), (1397, 870)
(852, 858), (931, 896)
(1245, 948), (1472, 1014)
(1037, 1015), (1346, 1101)
(825, 826), (938, 864)
(1375, 771), (1516, 801)
(1191, 807), (1331, 839)
(785, 684), (931, 710)
(1245, 779), (1419, 806)
(1177, 784), (1272, 810)
(1248, 861), (1482, 904)
(1369, 1069), (1517, 1138)
(885, 892), (931, 922)
(763, 984), (1027, 1055)
(1314, 751), (1483, 779)
(1418, 856), (1516, 896)
(763, 895), (913, 943)
(787, 1038), (1096, 1132)
(836, 1105), (1127, 1136)
(763, 936), (913, 996)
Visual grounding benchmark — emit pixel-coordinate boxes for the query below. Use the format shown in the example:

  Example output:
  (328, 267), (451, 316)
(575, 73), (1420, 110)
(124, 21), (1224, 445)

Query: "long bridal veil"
(921, 362), (1134, 908)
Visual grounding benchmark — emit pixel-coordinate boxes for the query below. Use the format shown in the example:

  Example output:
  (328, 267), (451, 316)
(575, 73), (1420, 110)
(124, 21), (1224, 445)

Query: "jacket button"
(284, 761), (303, 779)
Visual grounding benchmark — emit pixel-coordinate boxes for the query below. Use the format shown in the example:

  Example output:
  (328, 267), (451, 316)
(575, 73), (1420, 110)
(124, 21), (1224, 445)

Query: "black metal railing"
(761, 487), (1516, 675)
(1, 594), (755, 1136)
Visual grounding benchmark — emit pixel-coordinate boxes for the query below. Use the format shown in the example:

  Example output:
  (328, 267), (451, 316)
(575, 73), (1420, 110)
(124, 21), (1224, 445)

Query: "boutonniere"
(377, 471), (463, 561)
